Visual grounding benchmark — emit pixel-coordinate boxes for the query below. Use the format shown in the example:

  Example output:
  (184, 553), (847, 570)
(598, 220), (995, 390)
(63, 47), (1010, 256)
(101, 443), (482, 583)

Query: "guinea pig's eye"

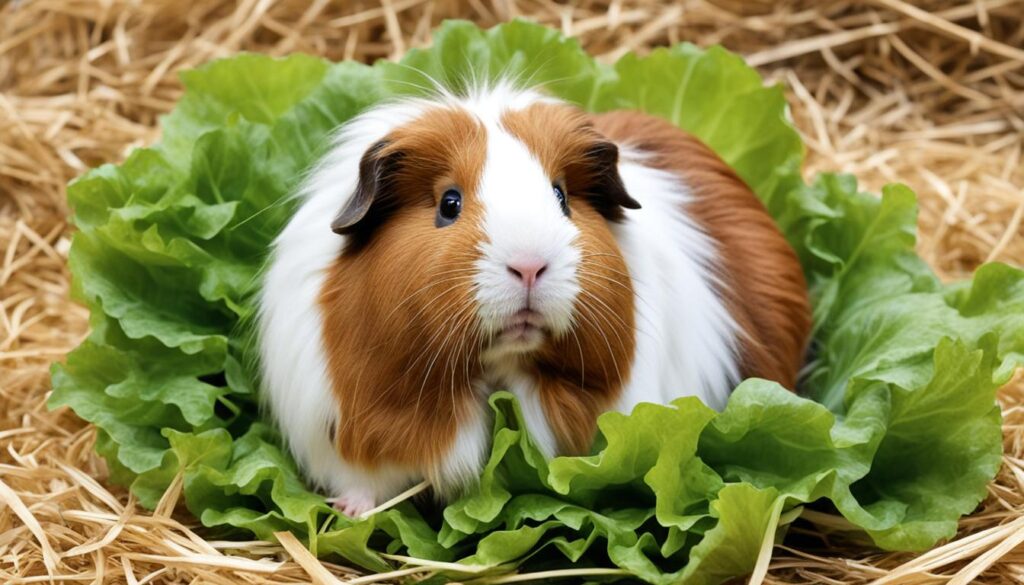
(436, 189), (462, 227)
(553, 183), (570, 216)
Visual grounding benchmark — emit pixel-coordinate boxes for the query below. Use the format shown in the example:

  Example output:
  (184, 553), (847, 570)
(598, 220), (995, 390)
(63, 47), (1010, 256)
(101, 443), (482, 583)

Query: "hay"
(1, 0), (1022, 583)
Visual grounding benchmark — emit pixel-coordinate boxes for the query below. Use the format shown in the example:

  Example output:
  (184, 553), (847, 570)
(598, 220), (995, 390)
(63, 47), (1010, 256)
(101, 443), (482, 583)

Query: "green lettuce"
(51, 20), (1024, 584)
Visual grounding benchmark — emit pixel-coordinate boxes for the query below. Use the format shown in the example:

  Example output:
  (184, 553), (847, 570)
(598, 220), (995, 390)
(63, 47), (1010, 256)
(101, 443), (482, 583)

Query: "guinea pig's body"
(258, 86), (811, 516)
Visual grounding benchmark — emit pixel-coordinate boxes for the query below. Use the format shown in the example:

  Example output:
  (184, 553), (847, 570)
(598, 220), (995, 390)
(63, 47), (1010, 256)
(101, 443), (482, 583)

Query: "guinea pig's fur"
(257, 84), (811, 516)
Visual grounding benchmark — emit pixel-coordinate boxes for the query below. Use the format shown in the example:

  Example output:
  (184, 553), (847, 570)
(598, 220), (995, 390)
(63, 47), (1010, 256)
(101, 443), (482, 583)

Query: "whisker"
(368, 277), (476, 353)
(447, 308), (481, 416)
(567, 324), (587, 392)
(576, 255), (646, 284)
(354, 295), (476, 418)
(570, 300), (617, 384)
(576, 264), (659, 321)
(575, 292), (630, 384)
(575, 272), (660, 336)
(228, 196), (297, 231)
(575, 286), (633, 333)
(413, 302), (478, 417)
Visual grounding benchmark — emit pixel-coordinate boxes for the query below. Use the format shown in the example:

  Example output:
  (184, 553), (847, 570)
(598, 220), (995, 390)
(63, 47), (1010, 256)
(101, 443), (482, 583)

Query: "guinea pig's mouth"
(491, 309), (547, 353)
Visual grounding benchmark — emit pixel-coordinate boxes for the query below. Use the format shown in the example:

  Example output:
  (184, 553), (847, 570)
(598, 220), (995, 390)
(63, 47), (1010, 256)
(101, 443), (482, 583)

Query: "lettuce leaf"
(50, 20), (1024, 584)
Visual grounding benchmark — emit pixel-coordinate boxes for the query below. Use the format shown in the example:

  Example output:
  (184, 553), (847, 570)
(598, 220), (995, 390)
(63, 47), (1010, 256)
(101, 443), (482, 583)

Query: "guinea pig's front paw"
(328, 489), (376, 518)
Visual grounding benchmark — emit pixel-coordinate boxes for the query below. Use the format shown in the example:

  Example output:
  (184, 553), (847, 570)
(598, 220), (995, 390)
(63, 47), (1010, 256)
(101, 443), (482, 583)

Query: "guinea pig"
(257, 84), (811, 517)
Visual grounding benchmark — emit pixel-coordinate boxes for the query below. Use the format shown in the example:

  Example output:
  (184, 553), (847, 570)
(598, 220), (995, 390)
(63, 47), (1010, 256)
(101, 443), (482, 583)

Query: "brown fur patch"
(592, 111), (812, 389)
(502, 103), (593, 180)
(503, 103), (640, 221)
(319, 106), (488, 475)
(503, 103), (637, 454)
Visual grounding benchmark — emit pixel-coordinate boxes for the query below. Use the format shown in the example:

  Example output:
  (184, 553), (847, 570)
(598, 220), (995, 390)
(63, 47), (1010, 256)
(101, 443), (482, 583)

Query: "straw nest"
(1, 1), (1022, 583)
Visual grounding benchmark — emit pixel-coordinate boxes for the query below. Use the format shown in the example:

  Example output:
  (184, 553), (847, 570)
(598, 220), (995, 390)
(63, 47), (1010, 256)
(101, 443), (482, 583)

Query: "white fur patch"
(426, 386), (493, 498)
(611, 149), (742, 412)
(470, 104), (582, 342)
(258, 99), (430, 504)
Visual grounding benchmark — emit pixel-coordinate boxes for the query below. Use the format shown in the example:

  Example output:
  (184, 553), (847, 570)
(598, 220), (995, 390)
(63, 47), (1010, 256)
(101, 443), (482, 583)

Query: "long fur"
(257, 85), (810, 514)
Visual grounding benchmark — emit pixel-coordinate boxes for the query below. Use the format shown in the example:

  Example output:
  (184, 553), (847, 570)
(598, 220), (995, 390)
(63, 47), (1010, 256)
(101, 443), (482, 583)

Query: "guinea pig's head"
(320, 90), (639, 464)
(467, 99), (640, 367)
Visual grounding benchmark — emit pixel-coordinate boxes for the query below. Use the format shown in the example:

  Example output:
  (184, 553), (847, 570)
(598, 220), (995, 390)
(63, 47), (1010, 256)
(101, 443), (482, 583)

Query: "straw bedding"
(1, 1), (1022, 583)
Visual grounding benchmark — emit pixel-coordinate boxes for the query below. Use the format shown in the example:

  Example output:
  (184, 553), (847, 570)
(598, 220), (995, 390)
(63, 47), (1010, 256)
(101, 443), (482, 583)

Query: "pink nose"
(507, 257), (548, 288)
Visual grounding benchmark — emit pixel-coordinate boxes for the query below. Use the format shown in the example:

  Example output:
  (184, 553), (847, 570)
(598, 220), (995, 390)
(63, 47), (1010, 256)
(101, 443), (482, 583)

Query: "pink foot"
(328, 490), (376, 518)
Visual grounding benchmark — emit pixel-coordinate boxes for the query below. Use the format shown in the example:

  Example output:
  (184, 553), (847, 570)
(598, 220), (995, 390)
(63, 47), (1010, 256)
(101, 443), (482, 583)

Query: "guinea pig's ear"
(331, 140), (399, 235)
(580, 140), (641, 221)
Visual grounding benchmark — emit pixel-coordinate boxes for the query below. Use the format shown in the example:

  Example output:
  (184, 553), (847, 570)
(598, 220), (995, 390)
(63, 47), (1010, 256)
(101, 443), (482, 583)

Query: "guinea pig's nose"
(506, 257), (548, 288)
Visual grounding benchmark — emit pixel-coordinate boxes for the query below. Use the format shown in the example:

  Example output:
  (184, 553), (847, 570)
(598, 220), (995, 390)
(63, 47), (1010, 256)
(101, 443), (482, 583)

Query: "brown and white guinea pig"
(257, 84), (811, 517)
